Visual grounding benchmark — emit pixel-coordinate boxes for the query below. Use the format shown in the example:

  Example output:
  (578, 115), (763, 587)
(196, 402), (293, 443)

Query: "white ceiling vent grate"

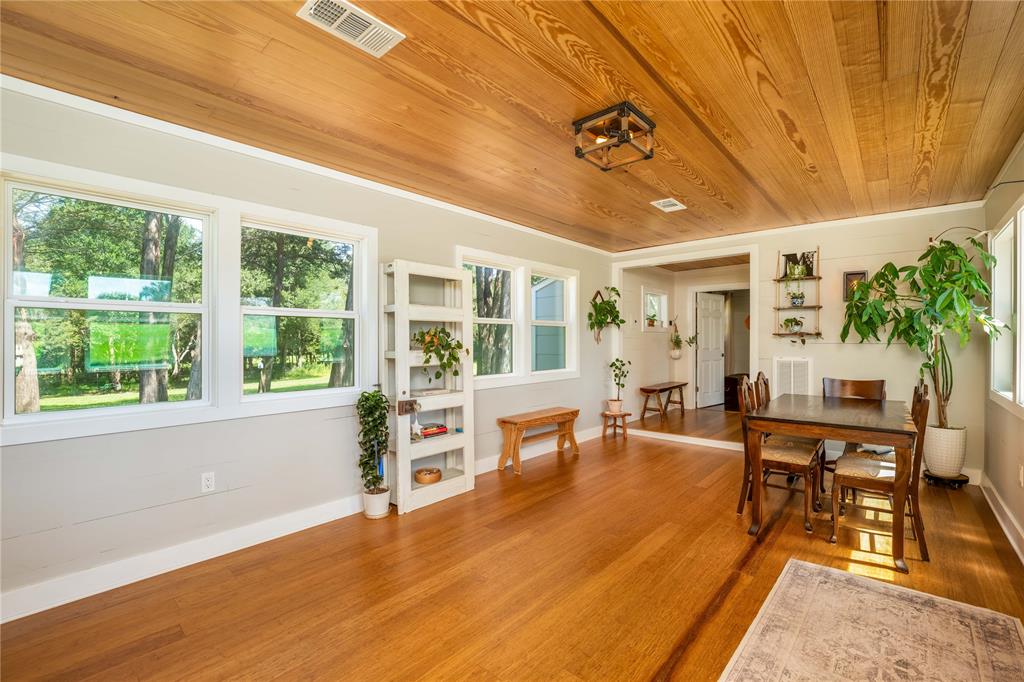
(297, 0), (405, 58)
(650, 198), (687, 212)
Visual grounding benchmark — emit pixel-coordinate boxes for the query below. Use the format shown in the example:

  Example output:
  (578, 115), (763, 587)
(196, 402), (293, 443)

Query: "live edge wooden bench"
(640, 382), (687, 418)
(497, 407), (580, 474)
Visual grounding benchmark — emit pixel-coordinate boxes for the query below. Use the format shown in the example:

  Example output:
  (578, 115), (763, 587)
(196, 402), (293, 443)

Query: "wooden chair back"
(911, 383), (930, 489)
(822, 377), (886, 400)
(755, 371), (771, 405)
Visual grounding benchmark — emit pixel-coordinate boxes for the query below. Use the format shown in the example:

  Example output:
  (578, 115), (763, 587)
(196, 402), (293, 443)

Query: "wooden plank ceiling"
(658, 254), (750, 272)
(2, 1), (1023, 252)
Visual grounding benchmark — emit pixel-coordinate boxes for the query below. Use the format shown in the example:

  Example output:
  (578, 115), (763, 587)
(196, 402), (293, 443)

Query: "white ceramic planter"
(607, 399), (623, 413)
(362, 489), (392, 519)
(670, 349), (682, 360)
(924, 425), (967, 477)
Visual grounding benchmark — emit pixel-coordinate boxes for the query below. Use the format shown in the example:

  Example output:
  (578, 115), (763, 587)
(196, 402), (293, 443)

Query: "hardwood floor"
(629, 406), (743, 443)
(3, 435), (1022, 681)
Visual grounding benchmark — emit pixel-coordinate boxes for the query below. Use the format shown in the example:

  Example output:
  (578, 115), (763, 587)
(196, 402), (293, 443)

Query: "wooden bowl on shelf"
(414, 467), (442, 485)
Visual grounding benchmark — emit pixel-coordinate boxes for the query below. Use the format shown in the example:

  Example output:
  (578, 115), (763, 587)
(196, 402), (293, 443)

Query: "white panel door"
(696, 293), (726, 407)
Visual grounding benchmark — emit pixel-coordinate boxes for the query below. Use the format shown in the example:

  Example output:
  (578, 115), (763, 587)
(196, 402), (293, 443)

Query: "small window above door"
(642, 287), (669, 332)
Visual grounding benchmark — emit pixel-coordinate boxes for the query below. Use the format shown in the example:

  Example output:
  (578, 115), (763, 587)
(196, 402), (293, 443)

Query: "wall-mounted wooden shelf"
(772, 332), (823, 338)
(773, 305), (822, 311)
(773, 248), (821, 339)
(772, 275), (822, 283)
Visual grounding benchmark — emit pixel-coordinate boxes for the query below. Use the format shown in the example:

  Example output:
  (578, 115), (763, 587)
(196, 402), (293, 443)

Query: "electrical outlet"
(201, 471), (215, 493)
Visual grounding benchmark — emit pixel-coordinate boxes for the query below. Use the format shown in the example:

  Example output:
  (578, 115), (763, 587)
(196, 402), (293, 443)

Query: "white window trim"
(641, 286), (670, 333)
(989, 203), (1024, 421)
(456, 246), (579, 390)
(1, 154), (378, 446)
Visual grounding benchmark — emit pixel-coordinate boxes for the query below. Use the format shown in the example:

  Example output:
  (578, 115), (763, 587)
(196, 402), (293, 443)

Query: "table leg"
(602, 415), (608, 438)
(655, 392), (665, 417)
(641, 394), (651, 417)
(566, 419), (580, 454)
(511, 426), (526, 475)
(498, 424), (512, 471)
(557, 422), (567, 451)
(746, 427), (764, 535)
(892, 445), (912, 573)
(621, 416), (628, 439)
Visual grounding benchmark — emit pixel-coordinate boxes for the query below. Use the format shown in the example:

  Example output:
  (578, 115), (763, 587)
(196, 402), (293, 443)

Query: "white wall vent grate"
(297, 0), (405, 58)
(773, 356), (813, 395)
(650, 198), (687, 212)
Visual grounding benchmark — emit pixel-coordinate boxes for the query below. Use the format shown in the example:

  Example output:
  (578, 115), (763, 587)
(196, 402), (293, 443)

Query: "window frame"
(530, 272), (570, 373)
(3, 178), (213, 424)
(989, 204), (1024, 420)
(456, 246), (579, 390)
(464, 259), (517, 380)
(1, 157), (378, 446)
(641, 286), (670, 333)
(239, 219), (362, 402)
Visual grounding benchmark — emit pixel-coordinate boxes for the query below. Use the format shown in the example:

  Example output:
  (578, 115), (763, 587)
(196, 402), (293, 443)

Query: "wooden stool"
(639, 382), (687, 418)
(497, 407), (580, 474)
(602, 411), (631, 439)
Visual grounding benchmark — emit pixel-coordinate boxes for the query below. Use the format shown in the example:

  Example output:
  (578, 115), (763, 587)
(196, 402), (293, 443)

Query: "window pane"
(465, 263), (512, 319)
(11, 188), (203, 303)
(532, 276), (564, 321)
(472, 323), (513, 375)
(645, 293), (660, 319)
(532, 325), (566, 371)
(241, 227), (353, 311)
(992, 225), (1015, 394)
(242, 315), (355, 394)
(13, 307), (202, 413)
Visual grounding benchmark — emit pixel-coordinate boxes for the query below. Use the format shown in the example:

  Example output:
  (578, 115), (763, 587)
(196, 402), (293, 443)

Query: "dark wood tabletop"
(747, 394), (915, 434)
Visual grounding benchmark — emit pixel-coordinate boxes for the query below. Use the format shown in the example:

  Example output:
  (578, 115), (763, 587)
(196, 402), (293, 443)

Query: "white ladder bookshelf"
(380, 260), (475, 513)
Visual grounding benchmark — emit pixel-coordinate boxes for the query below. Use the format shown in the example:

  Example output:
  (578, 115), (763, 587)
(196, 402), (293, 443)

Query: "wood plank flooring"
(629, 406), (743, 443)
(3, 434), (1022, 680)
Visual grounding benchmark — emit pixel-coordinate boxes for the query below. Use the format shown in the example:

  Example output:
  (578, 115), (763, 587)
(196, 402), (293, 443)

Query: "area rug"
(720, 558), (1024, 681)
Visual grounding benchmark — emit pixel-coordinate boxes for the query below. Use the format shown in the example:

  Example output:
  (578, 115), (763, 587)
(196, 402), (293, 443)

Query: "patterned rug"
(720, 558), (1024, 681)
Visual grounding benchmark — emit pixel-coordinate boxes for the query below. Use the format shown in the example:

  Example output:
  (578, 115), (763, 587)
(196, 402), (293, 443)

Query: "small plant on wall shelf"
(412, 326), (468, 383)
(588, 286), (626, 343)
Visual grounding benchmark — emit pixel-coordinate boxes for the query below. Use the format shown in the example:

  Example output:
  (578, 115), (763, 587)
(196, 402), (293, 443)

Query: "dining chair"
(829, 385), (930, 561)
(819, 378), (887, 493)
(736, 376), (824, 532)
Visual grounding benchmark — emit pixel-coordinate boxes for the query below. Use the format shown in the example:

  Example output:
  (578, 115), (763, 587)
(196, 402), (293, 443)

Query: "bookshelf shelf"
(773, 248), (822, 340)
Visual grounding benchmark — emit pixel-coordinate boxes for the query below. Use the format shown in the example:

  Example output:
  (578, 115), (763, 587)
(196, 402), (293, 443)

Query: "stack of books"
(420, 423), (448, 438)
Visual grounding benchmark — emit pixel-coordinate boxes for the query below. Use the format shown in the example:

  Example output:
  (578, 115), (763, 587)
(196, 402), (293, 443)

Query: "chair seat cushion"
(843, 442), (897, 462)
(834, 454), (895, 480)
(761, 435), (822, 467)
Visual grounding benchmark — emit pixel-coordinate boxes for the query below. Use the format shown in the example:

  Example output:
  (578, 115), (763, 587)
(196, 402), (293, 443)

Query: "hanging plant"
(412, 326), (468, 382)
(588, 286), (626, 343)
(356, 389), (390, 494)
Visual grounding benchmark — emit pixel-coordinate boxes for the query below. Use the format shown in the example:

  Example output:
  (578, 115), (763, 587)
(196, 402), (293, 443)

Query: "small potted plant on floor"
(357, 389), (391, 519)
(840, 234), (1006, 478)
(608, 358), (631, 413)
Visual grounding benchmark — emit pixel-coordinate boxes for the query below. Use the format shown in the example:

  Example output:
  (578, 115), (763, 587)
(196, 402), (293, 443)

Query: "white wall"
(620, 266), (675, 415)
(614, 204), (990, 479)
(984, 135), (1024, 538)
(0, 87), (613, 593)
(727, 290), (750, 376)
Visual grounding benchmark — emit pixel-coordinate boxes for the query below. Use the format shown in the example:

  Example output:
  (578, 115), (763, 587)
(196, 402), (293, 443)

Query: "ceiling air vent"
(650, 198), (687, 213)
(297, 0), (405, 58)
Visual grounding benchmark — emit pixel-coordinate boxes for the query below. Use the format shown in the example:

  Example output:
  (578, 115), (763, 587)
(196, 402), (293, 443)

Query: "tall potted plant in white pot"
(357, 389), (391, 519)
(840, 234), (1006, 478)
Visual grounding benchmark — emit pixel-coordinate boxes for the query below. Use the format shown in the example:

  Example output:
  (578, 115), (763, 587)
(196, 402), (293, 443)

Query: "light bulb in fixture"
(594, 134), (609, 144)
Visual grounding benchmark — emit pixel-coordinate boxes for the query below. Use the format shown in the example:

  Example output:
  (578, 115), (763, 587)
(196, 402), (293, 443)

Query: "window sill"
(474, 369), (580, 391)
(989, 389), (1024, 422)
(1, 388), (365, 446)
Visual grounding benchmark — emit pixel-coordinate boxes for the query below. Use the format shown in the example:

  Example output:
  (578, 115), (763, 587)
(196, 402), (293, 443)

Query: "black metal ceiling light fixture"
(573, 101), (655, 171)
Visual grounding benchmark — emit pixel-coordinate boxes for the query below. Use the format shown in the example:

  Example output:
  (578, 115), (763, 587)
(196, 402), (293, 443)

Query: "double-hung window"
(240, 223), (358, 396)
(458, 247), (578, 388)
(6, 181), (208, 417)
(990, 206), (1023, 414)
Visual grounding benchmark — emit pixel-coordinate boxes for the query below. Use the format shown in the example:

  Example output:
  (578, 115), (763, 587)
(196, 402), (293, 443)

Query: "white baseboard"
(981, 473), (1024, 567)
(1, 426), (603, 623)
(626, 429), (743, 452)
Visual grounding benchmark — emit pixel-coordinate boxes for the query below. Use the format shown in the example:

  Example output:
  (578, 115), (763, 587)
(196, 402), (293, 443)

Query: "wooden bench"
(639, 382), (687, 418)
(497, 407), (580, 474)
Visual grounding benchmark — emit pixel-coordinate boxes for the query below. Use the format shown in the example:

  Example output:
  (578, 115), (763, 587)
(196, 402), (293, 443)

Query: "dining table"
(744, 393), (918, 572)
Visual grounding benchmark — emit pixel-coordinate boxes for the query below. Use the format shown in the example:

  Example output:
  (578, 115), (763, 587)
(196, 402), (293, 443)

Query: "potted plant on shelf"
(840, 235), (1005, 478)
(411, 326), (468, 383)
(357, 389), (391, 519)
(588, 286), (626, 343)
(782, 317), (804, 334)
(608, 358), (631, 413)
(646, 313), (658, 328)
(787, 285), (806, 307)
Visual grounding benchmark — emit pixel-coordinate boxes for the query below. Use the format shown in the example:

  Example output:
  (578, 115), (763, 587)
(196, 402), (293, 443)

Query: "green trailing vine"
(412, 326), (468, 382)
(588, 287), (626, 343)
(356, 389), (390, 493)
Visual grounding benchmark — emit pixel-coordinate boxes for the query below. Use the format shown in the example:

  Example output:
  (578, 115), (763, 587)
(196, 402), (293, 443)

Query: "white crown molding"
(1, 428), (602, 622)
(0, 76), (612, 258)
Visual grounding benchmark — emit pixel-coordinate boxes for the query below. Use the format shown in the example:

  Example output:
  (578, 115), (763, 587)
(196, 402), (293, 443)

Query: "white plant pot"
(670, 349), (682, 360)
(362, 489), (391, 519)
(924, 426), (967, 478)
(606, 399), (623, 413)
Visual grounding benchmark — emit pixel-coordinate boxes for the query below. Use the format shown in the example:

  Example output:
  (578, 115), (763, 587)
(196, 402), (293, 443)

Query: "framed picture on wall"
(843, 270), (868, 301)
